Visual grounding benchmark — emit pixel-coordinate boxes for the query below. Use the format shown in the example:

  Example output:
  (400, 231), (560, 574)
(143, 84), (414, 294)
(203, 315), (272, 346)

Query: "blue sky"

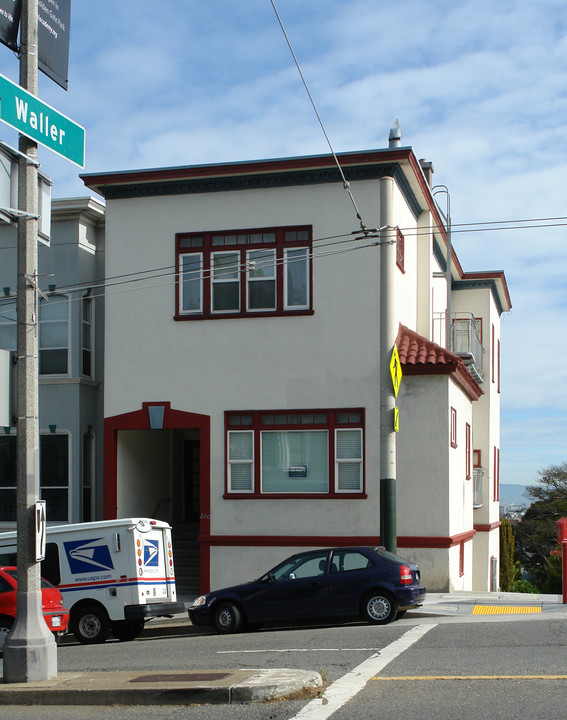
(1, 0), (566, 487)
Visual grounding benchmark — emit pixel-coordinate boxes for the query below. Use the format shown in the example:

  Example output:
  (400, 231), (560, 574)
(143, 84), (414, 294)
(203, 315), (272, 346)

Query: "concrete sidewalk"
(0, 667), (322, 706)
(1, 591), (565, 706)
(419, 590), (567, 618)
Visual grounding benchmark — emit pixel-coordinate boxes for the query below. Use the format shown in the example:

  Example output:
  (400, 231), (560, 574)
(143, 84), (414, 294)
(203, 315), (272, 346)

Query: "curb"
(0, 669), (323, 706)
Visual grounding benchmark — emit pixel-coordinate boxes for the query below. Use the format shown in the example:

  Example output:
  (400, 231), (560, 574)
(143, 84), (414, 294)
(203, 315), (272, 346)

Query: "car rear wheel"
(213, 602), (242, 634)
(362, 590), (397, 625)
(71, 605), (110, 644)
(111, 619), (145, 642)
(0, 616), (14, 654)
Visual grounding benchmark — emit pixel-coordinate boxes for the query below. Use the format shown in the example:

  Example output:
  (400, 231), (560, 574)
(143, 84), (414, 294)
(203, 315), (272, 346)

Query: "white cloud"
(0, 0), (565, 482)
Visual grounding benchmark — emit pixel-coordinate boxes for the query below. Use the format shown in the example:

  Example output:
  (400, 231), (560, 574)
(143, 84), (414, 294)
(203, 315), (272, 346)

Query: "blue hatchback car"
(189, 546), (426, 633)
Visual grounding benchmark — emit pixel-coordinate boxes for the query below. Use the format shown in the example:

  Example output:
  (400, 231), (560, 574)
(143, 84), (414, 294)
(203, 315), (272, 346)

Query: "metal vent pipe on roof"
(388, 119), (402, 148)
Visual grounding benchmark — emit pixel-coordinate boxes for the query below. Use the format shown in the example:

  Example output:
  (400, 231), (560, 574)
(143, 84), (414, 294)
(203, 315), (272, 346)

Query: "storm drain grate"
(472, 604), (542, 615)
(130, 672), (231, 683)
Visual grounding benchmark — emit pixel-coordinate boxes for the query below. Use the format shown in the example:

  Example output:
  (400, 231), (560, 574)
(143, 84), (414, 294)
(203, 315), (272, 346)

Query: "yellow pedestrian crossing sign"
(390, 345), (402, 397)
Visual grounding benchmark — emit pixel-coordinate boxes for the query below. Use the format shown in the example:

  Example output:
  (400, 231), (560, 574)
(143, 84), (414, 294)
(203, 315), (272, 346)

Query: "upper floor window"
(396, 228), (405, 273)
(82, 296), (93, 378)
(0, 295), (69, 375)
(450, 407), (457, 448)
(39, 296), (69, 374)
(465, 423), (471, 479)
(175, 226), (313, 320)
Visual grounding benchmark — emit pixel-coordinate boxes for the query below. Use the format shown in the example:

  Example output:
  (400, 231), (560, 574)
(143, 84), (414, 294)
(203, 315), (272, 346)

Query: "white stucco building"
(81, 138), (511, 594)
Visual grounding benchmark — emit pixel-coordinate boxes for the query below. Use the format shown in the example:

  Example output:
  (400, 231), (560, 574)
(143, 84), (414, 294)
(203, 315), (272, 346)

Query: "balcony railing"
(433, 312), (485, 383)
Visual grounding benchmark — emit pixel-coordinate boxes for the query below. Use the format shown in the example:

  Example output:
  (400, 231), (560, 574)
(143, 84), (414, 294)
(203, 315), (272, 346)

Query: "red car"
(0, 567), (69, 653)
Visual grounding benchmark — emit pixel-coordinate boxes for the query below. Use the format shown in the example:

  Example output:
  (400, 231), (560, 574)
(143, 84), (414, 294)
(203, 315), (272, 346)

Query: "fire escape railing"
(433, 312), (485, 383)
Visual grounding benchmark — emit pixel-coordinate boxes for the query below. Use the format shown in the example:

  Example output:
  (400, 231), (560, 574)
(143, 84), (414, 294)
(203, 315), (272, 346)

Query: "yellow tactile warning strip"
(472, 603), (542, 615)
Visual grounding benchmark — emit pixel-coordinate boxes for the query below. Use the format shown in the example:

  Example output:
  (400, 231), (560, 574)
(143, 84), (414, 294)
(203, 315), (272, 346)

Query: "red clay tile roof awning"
(395, 324), (483, 401)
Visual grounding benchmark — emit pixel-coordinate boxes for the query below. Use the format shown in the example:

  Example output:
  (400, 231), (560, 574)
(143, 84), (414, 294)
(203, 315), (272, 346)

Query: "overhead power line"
(0, 233), (390, 316)
(0, 212), (565, 307)
(269, 0), (369, 235)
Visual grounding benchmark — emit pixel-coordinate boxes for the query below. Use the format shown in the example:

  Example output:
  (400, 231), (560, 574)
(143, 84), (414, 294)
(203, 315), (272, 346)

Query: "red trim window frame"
(493, 446), (500, 501)
(175, 225), (314, 320)
(459, 541), (465, 577)
(396, 228), (405, 273)
(465, 423), (471, 480)
(450, 407), (457, 448)
(225, 409), (366, 498)
(497, 338), (501, 394)
(491, 324), (495, 383)
(473, 449), (481, 468)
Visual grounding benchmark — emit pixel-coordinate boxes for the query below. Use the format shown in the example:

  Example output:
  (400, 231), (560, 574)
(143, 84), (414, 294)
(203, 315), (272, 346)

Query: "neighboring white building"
(81, 137), (511, 593)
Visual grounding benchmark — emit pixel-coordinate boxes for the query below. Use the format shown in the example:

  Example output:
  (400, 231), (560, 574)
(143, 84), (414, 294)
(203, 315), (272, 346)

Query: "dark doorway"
(184, 439), (200, 523)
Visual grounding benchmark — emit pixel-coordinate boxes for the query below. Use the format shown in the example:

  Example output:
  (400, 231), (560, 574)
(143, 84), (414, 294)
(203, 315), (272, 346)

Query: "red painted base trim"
(222, 494), (368, 500)
(199, 530), (477, 551)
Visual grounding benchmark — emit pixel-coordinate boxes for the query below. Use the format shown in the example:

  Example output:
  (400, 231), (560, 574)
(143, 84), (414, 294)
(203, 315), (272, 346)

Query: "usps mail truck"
(0, 518), (186, 644)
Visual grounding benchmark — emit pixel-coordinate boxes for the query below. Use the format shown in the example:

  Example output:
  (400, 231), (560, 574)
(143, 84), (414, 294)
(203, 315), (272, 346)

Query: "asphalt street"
(1, 591), (567, 718)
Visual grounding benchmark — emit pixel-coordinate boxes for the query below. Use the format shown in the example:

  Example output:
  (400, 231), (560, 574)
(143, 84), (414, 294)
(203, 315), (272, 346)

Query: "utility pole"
(433, 185), (452, 351)
(379, 175), (397, 553)
(3, 0), (58, 683)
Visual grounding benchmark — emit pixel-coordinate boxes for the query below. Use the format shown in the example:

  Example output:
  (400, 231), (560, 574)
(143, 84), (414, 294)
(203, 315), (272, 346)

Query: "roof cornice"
(454, 271), (512, 315)
(81, 148), (423, 218)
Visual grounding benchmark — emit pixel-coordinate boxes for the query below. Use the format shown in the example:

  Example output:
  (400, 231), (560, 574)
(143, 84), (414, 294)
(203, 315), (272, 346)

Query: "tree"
(514, 462), (567, 593)
(499, 518), (516, 591)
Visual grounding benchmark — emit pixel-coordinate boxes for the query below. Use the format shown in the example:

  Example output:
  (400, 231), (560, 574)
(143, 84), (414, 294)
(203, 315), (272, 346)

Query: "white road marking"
(287, 623), (437, 720)
(218, 648), (380, 654)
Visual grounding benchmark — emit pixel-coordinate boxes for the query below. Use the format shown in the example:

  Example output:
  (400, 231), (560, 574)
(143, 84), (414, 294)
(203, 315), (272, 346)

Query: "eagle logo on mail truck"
(64, 537), (115, 575)
(143, 539), (160, 568)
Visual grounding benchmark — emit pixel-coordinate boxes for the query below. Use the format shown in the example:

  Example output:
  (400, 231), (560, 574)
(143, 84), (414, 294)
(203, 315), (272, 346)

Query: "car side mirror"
(289, 572), (296, 580)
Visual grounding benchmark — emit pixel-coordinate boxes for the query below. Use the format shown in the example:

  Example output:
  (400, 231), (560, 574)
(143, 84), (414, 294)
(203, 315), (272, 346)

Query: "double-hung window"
(212, 252), (240, 312)
(39, 296), (69, 375)
(247, 249), (276, 311)
(0, 295), (69, 375)
(225, 409), (365, 497)
(0, 433), (69, 522)
(176, 226), (312, 319)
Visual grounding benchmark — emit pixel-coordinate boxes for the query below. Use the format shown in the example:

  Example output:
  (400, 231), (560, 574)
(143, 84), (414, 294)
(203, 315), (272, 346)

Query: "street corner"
(0, 668), (324, 706)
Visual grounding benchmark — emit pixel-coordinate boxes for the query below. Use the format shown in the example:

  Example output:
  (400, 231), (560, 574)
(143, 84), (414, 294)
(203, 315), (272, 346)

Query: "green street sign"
(0, 72), (85, 167)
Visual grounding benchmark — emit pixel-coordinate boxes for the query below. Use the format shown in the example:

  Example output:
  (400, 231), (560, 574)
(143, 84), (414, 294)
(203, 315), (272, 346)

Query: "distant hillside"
(500, 483), (531, 507)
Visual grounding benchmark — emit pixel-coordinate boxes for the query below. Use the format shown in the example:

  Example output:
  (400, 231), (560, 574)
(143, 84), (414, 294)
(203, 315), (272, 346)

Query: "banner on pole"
(0, 0), (71, 90)
(0, 0), (20, 50)
(38, 0), (71, 90)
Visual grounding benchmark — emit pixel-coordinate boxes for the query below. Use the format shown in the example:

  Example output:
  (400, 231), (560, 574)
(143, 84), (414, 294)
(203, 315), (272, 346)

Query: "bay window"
(225, 409), (365, 497)
(0, 433), (69, 522)
(0, 295), (68, 375)
(176, 225), (313, 319)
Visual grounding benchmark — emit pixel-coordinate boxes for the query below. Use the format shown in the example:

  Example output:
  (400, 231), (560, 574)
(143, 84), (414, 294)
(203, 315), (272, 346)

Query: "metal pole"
(379, 176), (397, 553)
(433, 185), (452, 350)
(3, 0), (58, 682)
